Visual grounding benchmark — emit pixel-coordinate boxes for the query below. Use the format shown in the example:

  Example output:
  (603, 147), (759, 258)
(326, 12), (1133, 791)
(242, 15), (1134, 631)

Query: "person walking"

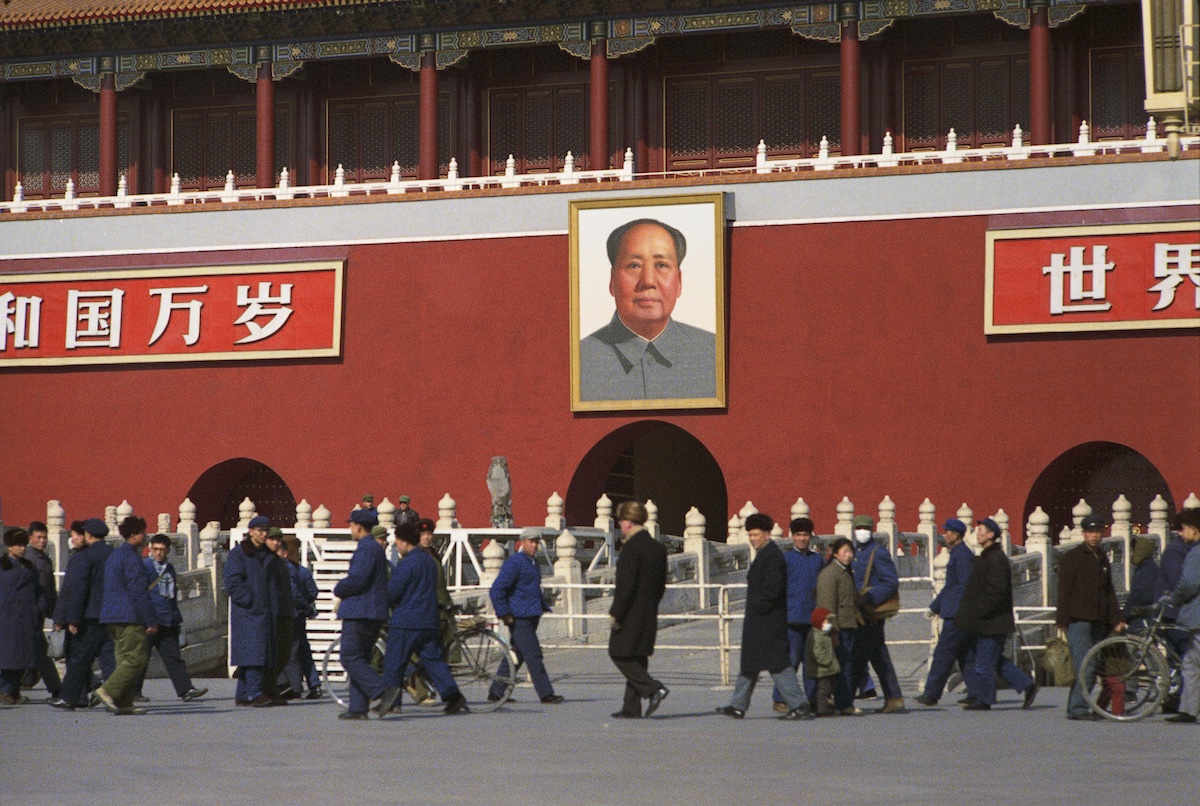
(488, 529), (562, 704)
(1163, 507), (1200, 724)
(608, 501), (669, 719)
(225, 515), (280, 707)
(850, 515), (905, 714)
(771, 517), (823, 712)
(23, 521), (61, 701)
(0, 528), (41, 705)
(816, 537), (861, 715)
(132, 534), (207, 703)
(52, 518), (115, 710)
(717, 513), (813, 720)
(278, 535), (322, 699)
(94, 516), (159, 715)
(915, 519), (973, 706)
(806, 607), (841, 717)
(332, 509), (392, 720)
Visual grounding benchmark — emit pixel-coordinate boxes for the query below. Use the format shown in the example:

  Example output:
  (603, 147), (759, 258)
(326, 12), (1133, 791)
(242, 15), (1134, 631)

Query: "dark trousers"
(962, 633), (1034, 706)
(491, 617), (554, 700)
(267, 618), (293, 697)
(0, 669), (23, 697)
(923, 620), (971, 700)
(134, 625), (193, 697)
(610, 655), (661, 716)
(280, 616), (317, 693)
(384, 627), (459, 701)
(27, 627), (62, 695)
(341, 618), (385, 714)
(59, 621), (115, 707)
(851, 620), (903, 700)
(773, 623), (815, 704)
(834, 629), (856, 710)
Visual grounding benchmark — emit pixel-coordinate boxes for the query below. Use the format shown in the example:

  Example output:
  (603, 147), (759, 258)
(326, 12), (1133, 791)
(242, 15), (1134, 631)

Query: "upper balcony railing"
(2, 119), (1196, 216)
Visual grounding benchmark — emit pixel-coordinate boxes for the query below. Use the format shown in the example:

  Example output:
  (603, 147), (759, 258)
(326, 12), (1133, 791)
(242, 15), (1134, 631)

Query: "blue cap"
(349, 509), (378, 526)
(978, 518), (1001, 537)
(82, 518), (109, 538)
(942, 518), (967, 535)
(247, 515), (270, 529)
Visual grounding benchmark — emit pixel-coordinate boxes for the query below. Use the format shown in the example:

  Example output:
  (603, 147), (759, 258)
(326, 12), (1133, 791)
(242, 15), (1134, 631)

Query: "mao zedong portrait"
(579, 219), (717, 402)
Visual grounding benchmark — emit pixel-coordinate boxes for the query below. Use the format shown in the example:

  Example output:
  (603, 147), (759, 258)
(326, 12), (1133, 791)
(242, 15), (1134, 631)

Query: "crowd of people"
(2, 503), (1198, 725)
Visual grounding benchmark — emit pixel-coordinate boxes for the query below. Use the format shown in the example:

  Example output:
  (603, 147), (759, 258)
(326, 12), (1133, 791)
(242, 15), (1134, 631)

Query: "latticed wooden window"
(327, 94), (451, 182)
(902, 55), (1027, 150)
(486, 84), (588, 173)
(1090, 47), (1146, 140)
(172, 105), (290, 190)
(17, 115), (131, 198)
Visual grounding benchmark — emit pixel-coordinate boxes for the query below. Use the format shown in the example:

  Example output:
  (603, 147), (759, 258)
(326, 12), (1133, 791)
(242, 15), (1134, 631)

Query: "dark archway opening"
(566, 421), (728, 542)
(1024, 441), (1174, 541)
(187, 458), (297, 529)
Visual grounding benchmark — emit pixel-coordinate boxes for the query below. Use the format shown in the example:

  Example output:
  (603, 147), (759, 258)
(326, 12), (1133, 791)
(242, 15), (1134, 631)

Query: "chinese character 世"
(1, 292), (43, 350)
(148, 285), (209, 347)
(66, 289), (125, 349)
(234, 282), (294, 344)
(1042, 245), (1114, 315)
(1149, 243), (1200, 312)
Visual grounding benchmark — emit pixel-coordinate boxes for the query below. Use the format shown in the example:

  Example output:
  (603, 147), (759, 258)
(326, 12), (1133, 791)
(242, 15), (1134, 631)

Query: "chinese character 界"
(66, 289), (125, 349)
(1148, 243), (1200, 311)
(148, 285), (209, 347)
(234, 282), (294, 345)
(1, 292), (43, 350)
(1042, 245), (1114, 315)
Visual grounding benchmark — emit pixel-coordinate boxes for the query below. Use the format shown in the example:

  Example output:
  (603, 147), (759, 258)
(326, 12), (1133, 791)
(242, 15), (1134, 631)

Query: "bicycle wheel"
(321, 635), (388, 710)
(447, 627), (518, 713)
(1080, 635), (1168, 722)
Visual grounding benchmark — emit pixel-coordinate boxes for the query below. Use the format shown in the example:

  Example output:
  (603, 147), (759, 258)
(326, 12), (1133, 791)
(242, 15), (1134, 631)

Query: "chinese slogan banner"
(986, 221), (1200, 334)
(0, 261), (343, 366)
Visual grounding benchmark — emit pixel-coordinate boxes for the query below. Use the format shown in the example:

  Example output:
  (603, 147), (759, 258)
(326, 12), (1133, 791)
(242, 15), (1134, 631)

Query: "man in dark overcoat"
(608, 500), (669, 719)
(224, 515), (280, 706)
(0, 528), (41, 705)
(954, 518), (1036, 711)
(23, 521), (61, 699)
(53, 518), (115, 709)
(717, 513), (813, 720)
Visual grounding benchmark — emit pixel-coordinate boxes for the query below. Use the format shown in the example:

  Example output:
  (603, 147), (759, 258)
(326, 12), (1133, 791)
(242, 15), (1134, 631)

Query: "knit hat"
(811, 607), (832, 627)
(1131, 536), (1156, 567)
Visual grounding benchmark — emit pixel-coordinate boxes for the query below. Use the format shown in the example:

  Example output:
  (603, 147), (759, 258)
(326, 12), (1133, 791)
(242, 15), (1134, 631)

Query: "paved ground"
(4, 618), (1194, 805)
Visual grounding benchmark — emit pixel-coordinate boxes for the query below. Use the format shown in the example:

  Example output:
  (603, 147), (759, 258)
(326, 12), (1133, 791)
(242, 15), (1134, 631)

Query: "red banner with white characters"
(986, 222), (1200, 334)
(0, 261), (343, 366)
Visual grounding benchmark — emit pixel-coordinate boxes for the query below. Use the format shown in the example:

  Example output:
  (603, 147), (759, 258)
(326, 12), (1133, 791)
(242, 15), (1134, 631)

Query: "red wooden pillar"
(589, 25), (609, 169)
(839, 6), (861, 157)
(255, 49), (276, 188)
(1029, 0), (1052, 145)
(99, 61), (118, 197)
(464, 73), (481, 178)
(419, 40), (438, 181)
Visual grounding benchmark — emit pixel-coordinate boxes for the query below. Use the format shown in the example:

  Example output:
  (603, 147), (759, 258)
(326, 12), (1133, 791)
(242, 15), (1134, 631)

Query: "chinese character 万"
(234, 282), (294, 345)
(1042, 245), (1114, 315)
(1, 292), (43, 351)
(148, 285), (209, 347)
(1148, 243), (1200, 312)
(66, 289), (125, 349)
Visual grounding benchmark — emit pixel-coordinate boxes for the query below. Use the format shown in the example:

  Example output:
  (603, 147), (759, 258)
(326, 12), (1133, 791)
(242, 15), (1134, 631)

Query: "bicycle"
(1079, 604), (1182, 722)
(320, 608), (518, 713)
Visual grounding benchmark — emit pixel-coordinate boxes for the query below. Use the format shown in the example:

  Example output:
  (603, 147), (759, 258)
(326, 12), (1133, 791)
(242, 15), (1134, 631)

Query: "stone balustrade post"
(1025, 507), (1052, 606)
(480, 538), (506, 589)
(156, 513), (171, 535)
(116, 499), (134, 526)
(594, 494), (613, 534)
(646, 499), (659, 538)
(46, 499), (68, 577)
(437, 494), (459, 529)
(834, 497), (854, 538)
(553, 530), (584, 639)
(994, 509), (1011, 555)
(771, 522), (784, 539)
(237, 497), (256, 529)
(957, 503), (976, 553)
(727, 513), (745, 544)
(177, 498), (199, 569)
(1070, 498), (1092, 542)
(105, 506), (118, 539)
(878, 495), (898, 555)
(791, 497), (810, 525)
(312, 504), (332, 529)
(683, 507), (710, 609)
(1147, 494), (1170, 548)
(295, 499), (313, 529)
(1111, 494), (1132, 541)
(917, 498), (937, 579)
(545, 492), (566, 531)
(199, 520), (220, 570)
(377, 497), (396, 528)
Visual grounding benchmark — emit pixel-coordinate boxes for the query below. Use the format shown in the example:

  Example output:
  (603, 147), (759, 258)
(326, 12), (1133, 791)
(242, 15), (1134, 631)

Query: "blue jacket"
(1155, 534), (1198, 622)
(224, 538), (281, 667)
(852, 539), (899, 606)
(144, 558), (183, 628)
(99, 541), (158, 626)
(334, 536), (389, 621)
(289, 561), (319, 619)
(784, 547), (823, 625)
(387, 548), (441, 631)
(0, 556), (41, 670)
(930, 541), (973, 620)
(1167, 545), (1200, 632)
(490, 551), (546, 620)
(53, 540), (112, 625)
(1125, 557), (1158, 619)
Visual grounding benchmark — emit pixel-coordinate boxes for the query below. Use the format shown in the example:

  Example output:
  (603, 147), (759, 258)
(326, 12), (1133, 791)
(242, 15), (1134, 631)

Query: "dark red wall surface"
(2, 212), (1197, 536)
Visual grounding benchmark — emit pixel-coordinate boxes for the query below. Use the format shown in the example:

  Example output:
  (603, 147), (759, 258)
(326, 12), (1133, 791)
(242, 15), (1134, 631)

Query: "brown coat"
(1055, 543), (1121, 629)
(815, 559), (861, 631)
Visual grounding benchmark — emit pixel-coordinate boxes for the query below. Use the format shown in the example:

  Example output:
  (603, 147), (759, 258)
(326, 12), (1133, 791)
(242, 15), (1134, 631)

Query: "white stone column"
(594, 494), (613, 534)
(1025, 507), (1052, 606)
(834, 497), (854, 538)
(545, 492), (565, 532)
(917, 498), (937, 580)
(877, 495), (898, 555)
(437, 494), (459, 529)
(480, 538), (506, 589)
(295, 499), (313, 529)
(727, 512), (745, 545)
(683, 506), (710, 609)
(1069, 498), (1092, 542)
(958, 503), (977, 553)
(554, 529), (584, 639)
(790, 497), (810, 524)
(116, 499), (134, 526)
(237, 497), (256, 529)
(46, 499), (68, 577)
(1147, 494), (1170, 548)
(646, 499), (660, 538)
(104, 505), (118, 539)
(199, 521), (221, 569)
(376, 498), (396, 528)
(312, 504), (332, 529)
(993, 509), (1011, 555)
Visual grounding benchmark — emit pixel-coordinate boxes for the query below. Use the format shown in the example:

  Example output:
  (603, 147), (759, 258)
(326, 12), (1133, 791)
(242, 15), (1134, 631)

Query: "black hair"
(826, 537), (855, 565)
(606, 218), (688, 266)
(28, 521), (48, 534)
(394, 521), (420, 546)
(69, 520), (88, 536)
(149, 533), (172, 548)
(1178, 508), (1200, 531)
(118, 516), (148, 540)
(790, 517), (814, 534)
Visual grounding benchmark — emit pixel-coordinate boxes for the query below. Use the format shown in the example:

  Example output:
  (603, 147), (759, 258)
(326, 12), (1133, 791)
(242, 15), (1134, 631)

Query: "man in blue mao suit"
(52, 518), (115, 709)
(850, 514), (906, 714)
(333, 508), (393, 719)
(488, 530), (562, 704)
(916, 519), (974, 705)
(771, 517), (823, 711)
(95, 515), (159, 715)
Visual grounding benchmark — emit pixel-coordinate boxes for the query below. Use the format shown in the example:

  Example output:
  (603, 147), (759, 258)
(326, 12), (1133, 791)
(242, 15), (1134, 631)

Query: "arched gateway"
(566, 422), (727, 542)
(187, 458), (296, 529)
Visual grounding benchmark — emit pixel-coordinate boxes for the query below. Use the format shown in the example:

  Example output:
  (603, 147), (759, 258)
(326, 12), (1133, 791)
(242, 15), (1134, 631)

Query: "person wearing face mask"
(815, 537), (861, 715)
(805, 608), (841, 716)
(849, 514), (905, 714)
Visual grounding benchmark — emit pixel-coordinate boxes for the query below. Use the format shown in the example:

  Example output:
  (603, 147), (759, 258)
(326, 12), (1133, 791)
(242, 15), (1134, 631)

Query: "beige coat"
(815, 560), (862, 631)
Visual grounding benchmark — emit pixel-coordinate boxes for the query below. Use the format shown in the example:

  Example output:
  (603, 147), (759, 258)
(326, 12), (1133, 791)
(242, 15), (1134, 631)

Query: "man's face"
(29, 530), (47, 551)
(747, 528), (770, 551)
(791, 531), (812, 552)
(8, 542), (26, 559)
(609, 223), (682, 339)
(398, 501), (409, 511)
(248, 526), (268, 547)
(1179, 524), (1200, 544)
(149, 542), (170, 563)
(519, 537), (539, 557)
(1083, 528), (1104, 549)
(975, 526), (996, 548)
(942, 528), (962, 547)
(419, 531), (434, 549)
(265, 536), (281, 555)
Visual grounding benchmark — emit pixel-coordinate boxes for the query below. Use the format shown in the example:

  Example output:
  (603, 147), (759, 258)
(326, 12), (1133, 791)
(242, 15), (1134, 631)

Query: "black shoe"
(540, 694), (565, 704)
(181, 687), (208, 702)
(487, 691), (504, 703)
(1165, 713), (1197, 723)
(443, 692), (468, 715)
(611, 711), (641, 719)
(338, 711), (369, 720)
(957, 696), (977, 706)
(1022, 684), (1039, 710)
(249, 695), (274, 707)
(305, 687), (324, 700)
(963, 702), (991, 711)
(1067, 712), (1102, 721)
(779, 706), (815, 721)
(856, 689), (878, 701)
(132, 694), (150, 703)
(373, 686), (402, 718)
(914, 694), (938, 707)
(47, 697), (75, 710)
(644, 687), (669, 717)
(716, 705), (745, 719)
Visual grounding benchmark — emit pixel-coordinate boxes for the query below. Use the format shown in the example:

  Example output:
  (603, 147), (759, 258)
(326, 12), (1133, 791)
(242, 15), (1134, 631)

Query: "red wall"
(2, 211), (1197, 535)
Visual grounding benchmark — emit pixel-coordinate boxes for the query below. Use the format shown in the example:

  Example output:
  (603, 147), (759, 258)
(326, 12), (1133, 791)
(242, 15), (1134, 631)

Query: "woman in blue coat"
(0, 528), (41, 705)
